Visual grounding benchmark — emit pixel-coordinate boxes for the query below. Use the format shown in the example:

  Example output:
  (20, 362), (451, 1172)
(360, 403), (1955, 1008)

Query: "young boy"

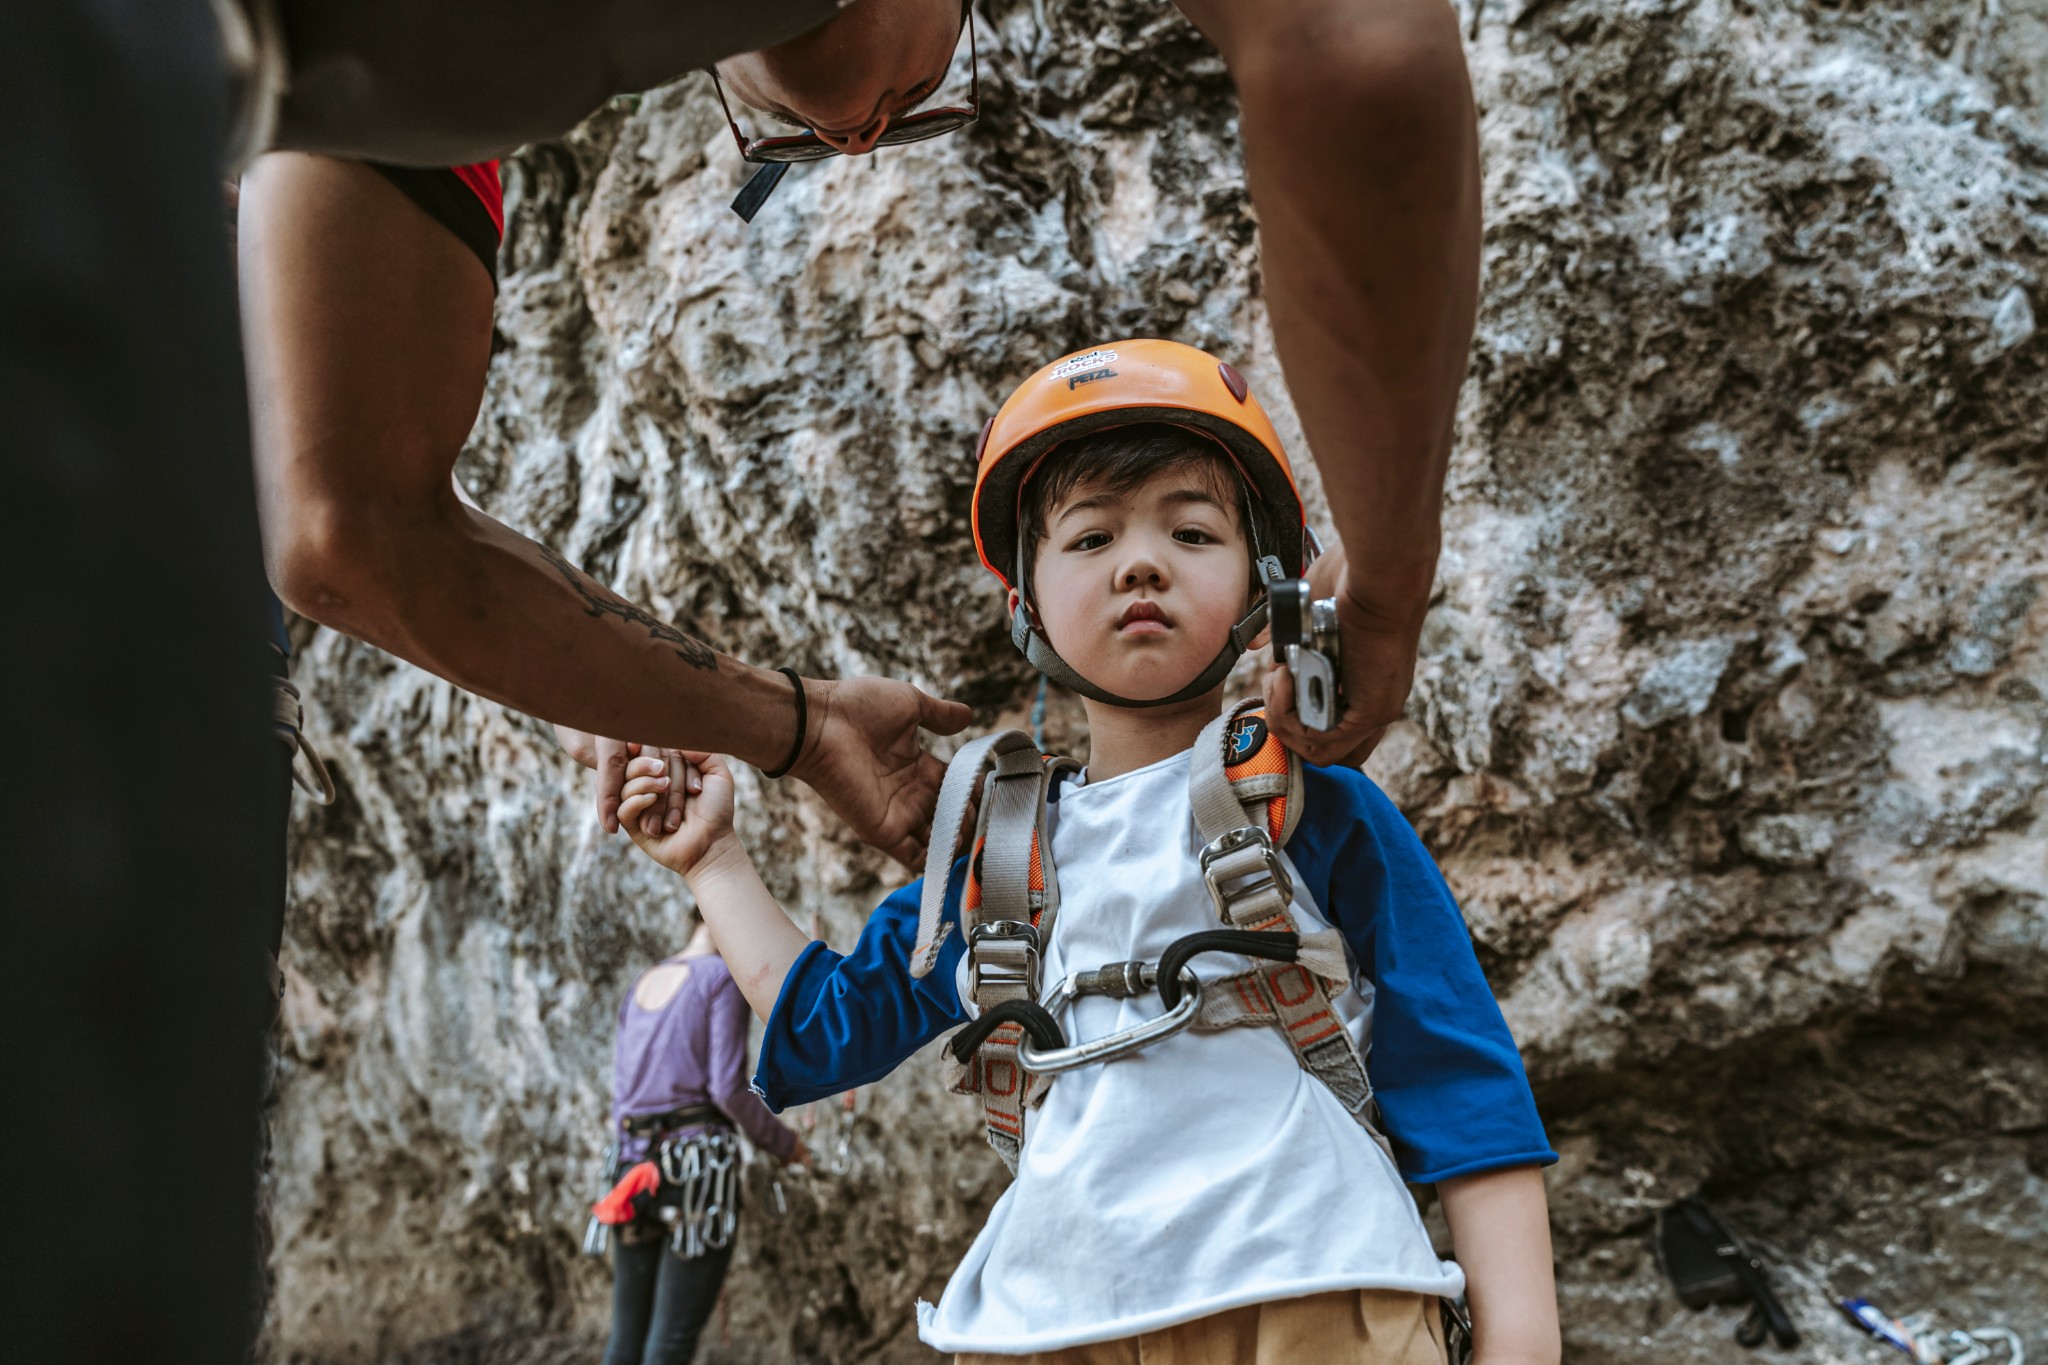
(615, 340), (1561, 1363)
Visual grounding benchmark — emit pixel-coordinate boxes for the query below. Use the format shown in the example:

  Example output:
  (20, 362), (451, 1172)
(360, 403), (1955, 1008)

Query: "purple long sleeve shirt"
(610, 955), (798, 1164)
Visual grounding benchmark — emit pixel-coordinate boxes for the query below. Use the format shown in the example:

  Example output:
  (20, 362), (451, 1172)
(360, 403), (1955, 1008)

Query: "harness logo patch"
(1051, 349), (1118, 380)
(1066, 367), (1117, 391)
(1229, 715), (1268, 761)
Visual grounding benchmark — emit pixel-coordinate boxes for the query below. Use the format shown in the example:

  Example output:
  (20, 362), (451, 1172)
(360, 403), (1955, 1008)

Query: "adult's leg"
(603, 1234), (665, 1365)
(0, 1), (275, 1361)
(641, 1239), (736, 1365)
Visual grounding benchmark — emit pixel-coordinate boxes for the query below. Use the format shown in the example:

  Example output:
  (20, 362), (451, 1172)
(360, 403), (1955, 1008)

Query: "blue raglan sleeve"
(1289, 764), (1557, 1184)
(750, 856), (972, 1111)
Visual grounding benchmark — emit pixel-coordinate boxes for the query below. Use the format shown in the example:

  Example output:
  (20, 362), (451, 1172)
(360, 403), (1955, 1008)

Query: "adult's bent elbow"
(266, 497), (411, 635)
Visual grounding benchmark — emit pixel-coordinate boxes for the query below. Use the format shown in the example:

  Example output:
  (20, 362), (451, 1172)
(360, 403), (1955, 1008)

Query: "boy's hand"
(554, 723), (696, 838)
(618, 752), (741, 880)
(1262, 543), (1432, 768)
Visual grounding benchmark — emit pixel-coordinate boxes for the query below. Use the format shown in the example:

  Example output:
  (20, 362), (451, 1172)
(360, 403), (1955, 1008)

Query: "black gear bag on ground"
(1656, 1199), (1801, 1349)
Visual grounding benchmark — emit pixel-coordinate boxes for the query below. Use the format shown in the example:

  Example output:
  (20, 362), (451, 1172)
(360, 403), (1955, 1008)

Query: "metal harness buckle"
(969, 919), (1041, 995)
(1198, 826), (1294, 921)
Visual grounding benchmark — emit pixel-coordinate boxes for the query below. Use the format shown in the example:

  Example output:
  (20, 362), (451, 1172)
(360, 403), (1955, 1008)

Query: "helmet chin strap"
(1009, 596), (1273, 709)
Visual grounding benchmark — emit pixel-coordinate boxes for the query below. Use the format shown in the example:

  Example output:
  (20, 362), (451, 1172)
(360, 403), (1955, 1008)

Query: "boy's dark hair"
(1014, 423), (1277, 595)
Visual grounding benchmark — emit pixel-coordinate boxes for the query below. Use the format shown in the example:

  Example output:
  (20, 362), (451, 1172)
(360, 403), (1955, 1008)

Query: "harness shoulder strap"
(1187, 700), (1378, 1124)
(909, 729), (1042, 978)
(915, 731), (1076, 1171)
(1219, 703), (1302, 846)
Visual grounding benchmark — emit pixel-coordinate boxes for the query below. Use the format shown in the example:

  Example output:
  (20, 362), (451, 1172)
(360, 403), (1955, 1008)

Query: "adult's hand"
(787, 676), (973, 870)
(1262, 544), (1433, 768)
(553, 724), (697, 837)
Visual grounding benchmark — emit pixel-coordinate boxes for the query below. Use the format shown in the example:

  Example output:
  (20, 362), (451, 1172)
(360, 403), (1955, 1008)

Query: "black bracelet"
(762, 667), (807, 780)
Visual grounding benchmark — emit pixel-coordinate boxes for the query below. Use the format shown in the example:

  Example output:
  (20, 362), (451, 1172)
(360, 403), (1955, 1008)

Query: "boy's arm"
(1293, 766), (1557, 1182)
(705, 972), (804, 1162)
(1439, 1166), (1561, 1365)
(685, 843), (810, 1023)
(616, 751), (812, 1020)
(619, 754), (972, 1108)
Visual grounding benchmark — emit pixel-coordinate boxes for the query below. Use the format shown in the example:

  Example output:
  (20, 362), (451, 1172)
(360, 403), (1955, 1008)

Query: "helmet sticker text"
(1066, 367), (1117, 391)
(1050, 349), (1119, 380)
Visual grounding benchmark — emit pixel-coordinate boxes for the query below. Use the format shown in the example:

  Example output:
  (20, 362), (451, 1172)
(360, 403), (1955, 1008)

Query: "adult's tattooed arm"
(537, 543), (718, 673)
(242, 152), (970, 862)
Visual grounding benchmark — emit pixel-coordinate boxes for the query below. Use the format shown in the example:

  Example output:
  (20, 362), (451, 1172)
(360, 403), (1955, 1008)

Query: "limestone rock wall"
(269, 1), (2048, 1360)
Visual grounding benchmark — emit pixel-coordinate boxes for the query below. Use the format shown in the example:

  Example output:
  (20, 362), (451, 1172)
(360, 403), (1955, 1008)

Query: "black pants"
(0, 2), (276, 1361)
(602, 1236), (734, 1365)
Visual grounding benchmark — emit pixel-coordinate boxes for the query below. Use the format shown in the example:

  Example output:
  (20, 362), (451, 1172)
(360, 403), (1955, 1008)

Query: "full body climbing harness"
(916, 338), (1376, 1167)
(906, 699), (1383, 1170)
(905, 339), (1384, 1162)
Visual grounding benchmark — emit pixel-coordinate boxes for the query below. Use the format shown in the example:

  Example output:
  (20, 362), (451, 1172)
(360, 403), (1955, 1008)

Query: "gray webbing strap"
(1188, 701), (1262, 842)
(975, 744), (1047, 927)
(1186, 703), (1378, 1123)
(910, 730), (1037, 978)
(911, 732), (1060, 1172)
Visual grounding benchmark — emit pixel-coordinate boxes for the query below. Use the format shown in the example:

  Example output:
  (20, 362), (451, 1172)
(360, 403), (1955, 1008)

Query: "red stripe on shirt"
(450, 161), (504, 240)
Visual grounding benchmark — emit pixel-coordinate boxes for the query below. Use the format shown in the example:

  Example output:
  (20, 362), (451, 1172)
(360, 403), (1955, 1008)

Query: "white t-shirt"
(916, 751), (1461, 1354)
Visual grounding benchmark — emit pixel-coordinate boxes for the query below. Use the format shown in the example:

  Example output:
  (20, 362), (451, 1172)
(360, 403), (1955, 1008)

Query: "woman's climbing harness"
(583, 1106), (746, 1259)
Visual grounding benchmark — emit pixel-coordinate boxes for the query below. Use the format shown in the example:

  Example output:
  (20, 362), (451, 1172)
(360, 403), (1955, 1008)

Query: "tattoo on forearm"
(540, 545), (719, 672)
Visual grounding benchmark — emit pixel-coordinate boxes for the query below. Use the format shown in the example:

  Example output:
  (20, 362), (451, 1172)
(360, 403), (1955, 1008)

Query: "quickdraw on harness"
(657, 1127), (741, 1258)
(907, 699), (1383, 1171)
(583, 1104), (742, 1258)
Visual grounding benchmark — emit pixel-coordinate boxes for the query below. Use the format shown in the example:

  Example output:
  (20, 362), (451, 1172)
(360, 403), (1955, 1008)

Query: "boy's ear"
(1007, 588), (1021, 618)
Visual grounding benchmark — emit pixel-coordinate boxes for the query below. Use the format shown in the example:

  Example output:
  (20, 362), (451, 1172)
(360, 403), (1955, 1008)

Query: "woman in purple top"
(604, 920), (805, 1365)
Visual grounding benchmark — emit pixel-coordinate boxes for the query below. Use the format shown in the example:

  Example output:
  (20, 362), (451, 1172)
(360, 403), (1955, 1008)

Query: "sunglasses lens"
(875, 111), (975, 147)
(751, 140), (840, 163)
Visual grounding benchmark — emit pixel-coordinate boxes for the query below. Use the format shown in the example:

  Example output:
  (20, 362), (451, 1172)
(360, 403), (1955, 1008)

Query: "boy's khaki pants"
(956, 1289), (1447, 1365)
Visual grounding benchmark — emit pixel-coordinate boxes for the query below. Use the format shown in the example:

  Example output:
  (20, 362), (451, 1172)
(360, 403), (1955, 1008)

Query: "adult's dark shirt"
(272, 0), (840, 165)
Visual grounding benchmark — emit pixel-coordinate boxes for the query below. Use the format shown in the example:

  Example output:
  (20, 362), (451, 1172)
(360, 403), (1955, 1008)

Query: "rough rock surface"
(267, 1), (2048, 1360)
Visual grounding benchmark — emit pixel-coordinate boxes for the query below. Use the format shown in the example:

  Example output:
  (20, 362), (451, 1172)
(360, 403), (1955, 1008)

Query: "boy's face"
(1019, 463), (1254, 705)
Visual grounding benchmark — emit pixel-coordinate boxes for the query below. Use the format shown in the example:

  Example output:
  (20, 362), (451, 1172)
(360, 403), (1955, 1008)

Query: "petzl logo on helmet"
(1229, 715), (1267, 760)
(1050, 349), (1119, 380)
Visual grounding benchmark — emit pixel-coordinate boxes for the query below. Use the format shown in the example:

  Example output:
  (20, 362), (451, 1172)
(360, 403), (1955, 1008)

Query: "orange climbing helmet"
(971, 338), (1315, 707)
